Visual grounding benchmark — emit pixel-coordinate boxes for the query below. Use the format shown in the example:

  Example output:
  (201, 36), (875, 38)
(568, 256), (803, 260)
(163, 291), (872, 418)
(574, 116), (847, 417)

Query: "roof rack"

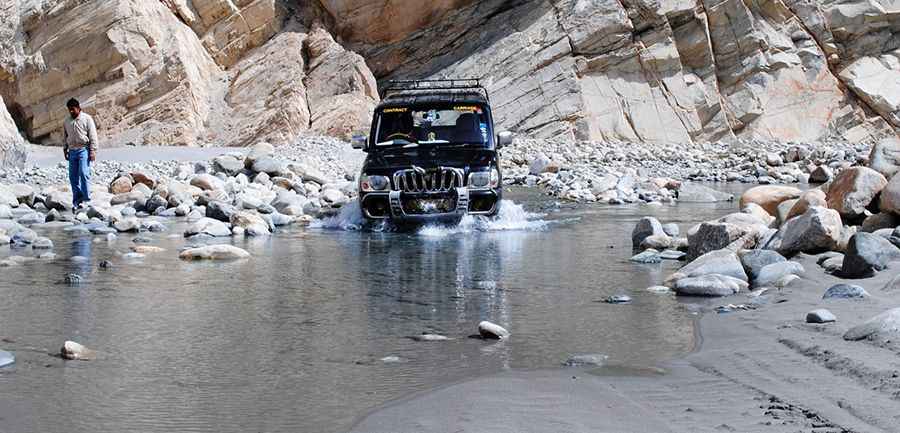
(380, 79), (489, 101)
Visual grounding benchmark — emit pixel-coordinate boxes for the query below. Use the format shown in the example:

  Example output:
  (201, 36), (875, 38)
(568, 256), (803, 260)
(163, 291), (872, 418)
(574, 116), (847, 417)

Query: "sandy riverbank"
(349, 254), (900, 433)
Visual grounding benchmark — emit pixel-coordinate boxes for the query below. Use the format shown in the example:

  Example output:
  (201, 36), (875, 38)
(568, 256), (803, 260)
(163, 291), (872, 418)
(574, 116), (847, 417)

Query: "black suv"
(352, 79), (512, 223)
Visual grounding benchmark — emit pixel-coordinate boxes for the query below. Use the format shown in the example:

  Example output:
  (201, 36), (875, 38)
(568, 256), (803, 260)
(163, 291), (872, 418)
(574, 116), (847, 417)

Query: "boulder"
(819, 254), (844, 274)
(739, 186), (802, 215)
(840, 232), (900, 278)
(190, 174), (225, 192)
(687, 222), (749, 260)
(843, 308), (900, 342)
(251, 157), (285, 176)
(861, 212), (900, 233)
(184, 218), (232, 238)
(111, 190), (148, 206)
(775, 199), (799, 227)
(868, 137), (900, 179)
(230, 211), (271, 236)
(806, 309), (836, 324)
(206, 201), (238, 222)
(754, 261), (804, 288)
(742, 203), (775, 226)
(213, 155), (244, 176)
(786, 189), (826, 221)
(44, 191), (73, 212)
(477, 321), (510, 340)
(677, 184), (733, 202)
(640, 234), (672, 250)
(673, 274), (748, 297)
(529, 153), (553, 175)
(632, 216), (665, 248)
(60, 341), (94, 360)
(668, 249), (748, 284)
(130, 172), (156, 189)
(826, 167), (888, 220)
(662, 223), (679, 237)
(809, 165), (834, 183)
(112, 217), (141, 233)
(245, 143), (275, 169)
(9, 184), (35, 206)
(739, 249), (787, 281)
(823, 284), (869, 299)
(0, 204), (11, 219)
(777, 207), (842, 256)
(179, 244), (251, 260)
(879, 173), (900, 216)
(630, 249), (661, 264)
(108, 175), (134, 194)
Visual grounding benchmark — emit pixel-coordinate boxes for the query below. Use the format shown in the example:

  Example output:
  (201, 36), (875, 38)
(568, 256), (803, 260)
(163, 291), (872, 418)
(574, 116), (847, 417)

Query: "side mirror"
(351, 134), (368, 150)
(497, 131), (514, 148)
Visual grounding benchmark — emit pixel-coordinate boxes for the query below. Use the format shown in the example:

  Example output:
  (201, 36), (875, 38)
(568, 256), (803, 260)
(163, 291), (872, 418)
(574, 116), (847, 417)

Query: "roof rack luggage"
(380, 79), (489, 101)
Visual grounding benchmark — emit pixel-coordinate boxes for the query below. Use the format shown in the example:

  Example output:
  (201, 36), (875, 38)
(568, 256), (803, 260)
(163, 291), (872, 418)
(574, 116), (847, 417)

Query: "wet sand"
(350, 254), (900, 433)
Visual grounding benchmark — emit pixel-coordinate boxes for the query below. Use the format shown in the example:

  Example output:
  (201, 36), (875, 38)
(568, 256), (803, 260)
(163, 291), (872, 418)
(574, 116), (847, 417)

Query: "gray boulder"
(777, 206), (842, 256)
(860, 212), (899, 233)
(823, 284), (869, 299)
(809, 165), (833, 183)
(843, 307), (900, 342)
(251, 157), (285, 176)
(477, 321), (510, 339)
(806, 309), (836, 324)
(632, 216), (665, 248)
(880, 173), (900, 216)
(687, 222), (748, 260)
(840, 232), (900, 278)
(184, 218), (232, 238)
(44, 191), (73, 212)
(32, 237), (54, 249)
(668, 249), (748, 284)
(212, 155), (244, 176)
(630, 249), (661, 264)
(662, 223), (679, 237)
(673, 274), (748, 297)
(868, 137), (900, 179)
(112, 217), (141, 233)
(754, 261), (804, 288)
(206, 201), (237, 223)
(739, 249), (787, 281)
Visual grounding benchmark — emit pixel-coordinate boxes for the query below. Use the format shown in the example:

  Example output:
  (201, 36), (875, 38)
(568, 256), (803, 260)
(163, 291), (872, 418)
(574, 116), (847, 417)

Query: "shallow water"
(0, 187), (744, 433)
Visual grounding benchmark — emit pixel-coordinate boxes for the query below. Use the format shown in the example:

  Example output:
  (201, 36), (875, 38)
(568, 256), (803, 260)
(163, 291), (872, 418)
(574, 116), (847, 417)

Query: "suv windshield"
(374, 104), (490, 147)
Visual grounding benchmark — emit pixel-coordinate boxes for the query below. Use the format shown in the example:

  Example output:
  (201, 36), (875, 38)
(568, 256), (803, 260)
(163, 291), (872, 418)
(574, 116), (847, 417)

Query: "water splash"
(311, 200), (550, 235)
(417, 200), (548, 237)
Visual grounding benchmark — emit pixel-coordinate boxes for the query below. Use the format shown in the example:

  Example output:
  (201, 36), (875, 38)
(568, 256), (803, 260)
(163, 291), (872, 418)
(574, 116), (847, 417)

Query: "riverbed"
(0, 187), (745, 433)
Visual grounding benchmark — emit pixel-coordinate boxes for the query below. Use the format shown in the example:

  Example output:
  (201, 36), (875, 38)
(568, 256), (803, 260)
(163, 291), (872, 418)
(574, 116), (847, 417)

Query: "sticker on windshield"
(479, 122), (488, 142)
(383, 107), (408, 113)
(454, 105), (480, 112)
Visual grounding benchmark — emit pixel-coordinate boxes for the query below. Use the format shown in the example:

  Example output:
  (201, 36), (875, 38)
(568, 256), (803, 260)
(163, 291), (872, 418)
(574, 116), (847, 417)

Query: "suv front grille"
(393, 167), (464, 193)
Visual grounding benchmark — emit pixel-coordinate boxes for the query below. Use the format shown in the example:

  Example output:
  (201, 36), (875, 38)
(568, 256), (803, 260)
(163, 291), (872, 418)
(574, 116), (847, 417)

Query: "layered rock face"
(327, 0), (900, 144)
(0, 0), (377, 147)
(0, 94), (26, 168)
(2, 0), (899, 148)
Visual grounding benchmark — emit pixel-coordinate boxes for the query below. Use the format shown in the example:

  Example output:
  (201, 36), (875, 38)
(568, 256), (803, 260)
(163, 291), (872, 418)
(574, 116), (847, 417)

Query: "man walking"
(63, 98), (98, 209)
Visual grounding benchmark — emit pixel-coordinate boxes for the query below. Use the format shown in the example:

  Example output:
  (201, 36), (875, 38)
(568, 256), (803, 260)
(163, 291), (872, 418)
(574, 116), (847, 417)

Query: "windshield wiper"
(375, 139), (416, 146)
(417, 140), (450, 145)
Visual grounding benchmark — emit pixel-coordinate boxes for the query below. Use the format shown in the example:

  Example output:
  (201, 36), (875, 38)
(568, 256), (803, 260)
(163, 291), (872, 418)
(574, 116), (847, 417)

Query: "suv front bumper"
(360, 188), (499, 222)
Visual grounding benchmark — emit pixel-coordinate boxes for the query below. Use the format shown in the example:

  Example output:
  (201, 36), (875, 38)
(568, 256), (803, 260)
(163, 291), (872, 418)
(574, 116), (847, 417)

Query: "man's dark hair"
(66, 98), (80, 109)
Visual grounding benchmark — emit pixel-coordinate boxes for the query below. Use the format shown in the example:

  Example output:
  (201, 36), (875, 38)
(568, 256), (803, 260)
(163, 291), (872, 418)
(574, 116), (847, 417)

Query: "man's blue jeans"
(68, 148), (91, 208)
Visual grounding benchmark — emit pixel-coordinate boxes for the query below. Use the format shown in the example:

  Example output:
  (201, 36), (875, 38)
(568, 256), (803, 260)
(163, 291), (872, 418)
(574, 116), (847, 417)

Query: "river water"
(0, 187), (743, 433)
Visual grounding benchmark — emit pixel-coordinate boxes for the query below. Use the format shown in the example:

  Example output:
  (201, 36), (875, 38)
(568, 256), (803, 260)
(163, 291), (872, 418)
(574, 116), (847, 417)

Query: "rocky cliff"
(0, 94), (26, 168)
(1, 0), (899, 148)
(0, 0), (377, 148)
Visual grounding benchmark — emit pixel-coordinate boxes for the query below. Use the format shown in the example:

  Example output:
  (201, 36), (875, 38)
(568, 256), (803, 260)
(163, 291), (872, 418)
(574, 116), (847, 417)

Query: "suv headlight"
(360, 175), (390, 192)
(468, 168), (499, 189)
